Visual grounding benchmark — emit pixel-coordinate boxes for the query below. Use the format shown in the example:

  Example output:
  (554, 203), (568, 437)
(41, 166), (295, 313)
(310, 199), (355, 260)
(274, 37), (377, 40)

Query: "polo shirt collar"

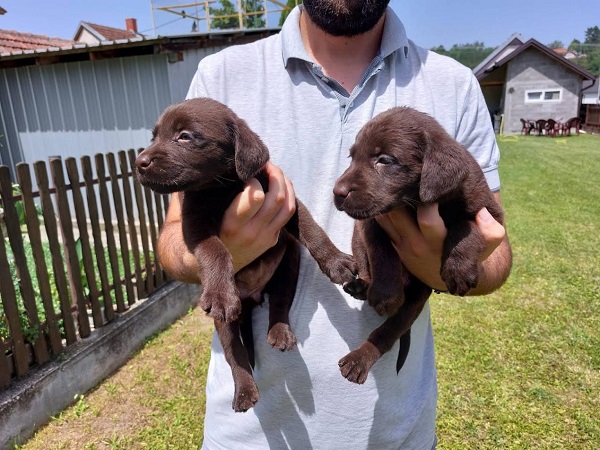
(281, 5), (410, 67)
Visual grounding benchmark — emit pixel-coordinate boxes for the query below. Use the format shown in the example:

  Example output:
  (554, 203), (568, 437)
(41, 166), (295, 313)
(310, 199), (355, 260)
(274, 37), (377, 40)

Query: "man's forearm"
(157, 221), (202, 284)
(467, 236), (512, 296)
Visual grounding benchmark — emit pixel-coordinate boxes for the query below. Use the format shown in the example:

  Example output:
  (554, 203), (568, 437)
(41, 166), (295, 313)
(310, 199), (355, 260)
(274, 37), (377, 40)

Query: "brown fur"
(136, 98), (360, 411)
(333, 106), (505, 384)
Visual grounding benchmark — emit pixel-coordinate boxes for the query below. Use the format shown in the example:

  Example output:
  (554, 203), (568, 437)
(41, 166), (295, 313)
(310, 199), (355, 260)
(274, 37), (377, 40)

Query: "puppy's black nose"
(333, 184), (349, 209)
(135, 153), (154, 174)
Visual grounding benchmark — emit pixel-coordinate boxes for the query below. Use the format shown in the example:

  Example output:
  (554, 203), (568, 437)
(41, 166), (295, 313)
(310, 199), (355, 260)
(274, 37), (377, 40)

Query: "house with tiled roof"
(553, 47), (586, 60)
(0, 29), (73, 53)
(0, 18), (141, 55)
(74, 19), (141, 44)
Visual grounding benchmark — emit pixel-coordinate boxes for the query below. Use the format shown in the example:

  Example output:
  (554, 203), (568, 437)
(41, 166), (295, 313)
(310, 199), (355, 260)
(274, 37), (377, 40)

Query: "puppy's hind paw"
(267, 323), (297, 351)
(232, 382), (260, 412)
(441, 259), (479, 296)
(343, 277), (368, 300)
(338, 342), (381, 384)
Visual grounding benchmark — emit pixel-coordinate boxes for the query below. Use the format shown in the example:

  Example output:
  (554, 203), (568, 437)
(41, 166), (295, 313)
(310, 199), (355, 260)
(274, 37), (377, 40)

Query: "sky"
(0, 0), (597, 50)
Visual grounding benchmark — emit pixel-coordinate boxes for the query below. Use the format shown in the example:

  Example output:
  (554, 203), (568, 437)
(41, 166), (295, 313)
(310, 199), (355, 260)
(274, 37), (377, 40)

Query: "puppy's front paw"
(322, 253), (359, 286)
(441, 257), (479, 296)
(200, 288), (241, 323)
(267, 323), (297, 351)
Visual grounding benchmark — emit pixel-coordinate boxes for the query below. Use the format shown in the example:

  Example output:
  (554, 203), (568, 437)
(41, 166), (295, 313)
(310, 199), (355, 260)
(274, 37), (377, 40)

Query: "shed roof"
(0, 27), (279, 69)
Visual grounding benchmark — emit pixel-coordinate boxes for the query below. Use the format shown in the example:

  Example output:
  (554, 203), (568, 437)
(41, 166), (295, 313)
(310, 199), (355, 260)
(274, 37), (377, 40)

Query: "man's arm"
(376, 192), (512, 295)
(157, 163), (296, 283)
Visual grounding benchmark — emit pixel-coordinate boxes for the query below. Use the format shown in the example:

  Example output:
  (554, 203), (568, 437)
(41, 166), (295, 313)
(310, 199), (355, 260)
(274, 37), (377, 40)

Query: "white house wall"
(76, 29), (101, 45)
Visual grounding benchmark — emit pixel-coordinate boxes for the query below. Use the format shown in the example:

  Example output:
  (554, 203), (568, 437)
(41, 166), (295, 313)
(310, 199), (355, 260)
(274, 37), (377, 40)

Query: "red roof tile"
(81, 22), (137, 41)
(0, 29), (73, 53)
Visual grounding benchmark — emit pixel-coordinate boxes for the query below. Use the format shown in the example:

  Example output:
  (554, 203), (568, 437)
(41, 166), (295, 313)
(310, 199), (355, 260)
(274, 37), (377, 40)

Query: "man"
(158, 1), (512, 448)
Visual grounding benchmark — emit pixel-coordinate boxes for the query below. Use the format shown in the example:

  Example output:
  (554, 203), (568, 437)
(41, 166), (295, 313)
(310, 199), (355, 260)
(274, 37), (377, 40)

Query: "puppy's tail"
(240, 303), (256, 369)
(396, 330), (411, 373)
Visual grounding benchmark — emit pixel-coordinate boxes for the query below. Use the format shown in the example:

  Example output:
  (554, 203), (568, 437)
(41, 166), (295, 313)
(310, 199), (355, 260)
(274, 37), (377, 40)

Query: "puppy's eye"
(177, 132), (193, 141)
(376, 154), (395, 165)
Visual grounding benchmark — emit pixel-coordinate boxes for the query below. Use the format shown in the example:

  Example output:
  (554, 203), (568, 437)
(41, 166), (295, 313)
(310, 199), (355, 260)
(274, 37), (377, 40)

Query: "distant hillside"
(430, 42), (496, 69)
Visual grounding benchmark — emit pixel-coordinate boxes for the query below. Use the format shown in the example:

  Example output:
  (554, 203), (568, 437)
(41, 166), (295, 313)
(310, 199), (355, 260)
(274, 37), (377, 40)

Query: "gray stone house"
(474, 34), (596, 134)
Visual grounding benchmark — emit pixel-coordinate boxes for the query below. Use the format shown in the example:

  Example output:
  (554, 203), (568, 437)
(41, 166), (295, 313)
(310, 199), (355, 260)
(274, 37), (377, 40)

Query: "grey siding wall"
(0, 55), (172, 177)
(503, 49), (581, 134)
(167, 46), (229, 102)
(0, 46), (228, 178)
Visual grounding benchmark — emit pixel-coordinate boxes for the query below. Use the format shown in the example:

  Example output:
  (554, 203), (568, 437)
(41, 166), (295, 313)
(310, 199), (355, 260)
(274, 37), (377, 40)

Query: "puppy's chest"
(181, 188), (242, 232)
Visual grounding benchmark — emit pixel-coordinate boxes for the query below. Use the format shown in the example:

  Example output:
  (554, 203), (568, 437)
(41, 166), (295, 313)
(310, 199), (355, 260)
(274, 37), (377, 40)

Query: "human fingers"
(376, 208), (424, 255)
(377, 207), (447, 291)
(475, 207), (506, 261)
(221, 177), (265, 236)
(266, 174), (296, 231)
(415, 203), (446, 256)
(256, 162), (289, 225)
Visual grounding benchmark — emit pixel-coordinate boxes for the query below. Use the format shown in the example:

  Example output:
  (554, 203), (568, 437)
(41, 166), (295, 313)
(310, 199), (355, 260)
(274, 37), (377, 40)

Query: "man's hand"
(220, 162), (296, 272)
(375, 195), (510, 295)
(157, 162), (296, 283)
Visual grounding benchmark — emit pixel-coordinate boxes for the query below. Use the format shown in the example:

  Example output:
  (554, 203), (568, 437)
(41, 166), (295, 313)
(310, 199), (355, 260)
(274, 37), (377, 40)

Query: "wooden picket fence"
(0, 149), (170, 389)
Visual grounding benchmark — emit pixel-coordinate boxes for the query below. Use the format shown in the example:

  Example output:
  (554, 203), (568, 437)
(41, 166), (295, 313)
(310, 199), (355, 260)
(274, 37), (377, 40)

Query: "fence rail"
(0, 149), (169, 389)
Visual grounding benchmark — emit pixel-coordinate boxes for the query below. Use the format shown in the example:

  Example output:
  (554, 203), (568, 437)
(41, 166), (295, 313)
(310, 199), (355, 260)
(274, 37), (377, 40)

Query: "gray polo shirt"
(188, 6), (500, 450)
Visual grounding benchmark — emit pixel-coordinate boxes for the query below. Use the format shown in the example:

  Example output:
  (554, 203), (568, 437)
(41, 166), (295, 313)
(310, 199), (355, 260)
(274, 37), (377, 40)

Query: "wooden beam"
(480, 81), (505, 87)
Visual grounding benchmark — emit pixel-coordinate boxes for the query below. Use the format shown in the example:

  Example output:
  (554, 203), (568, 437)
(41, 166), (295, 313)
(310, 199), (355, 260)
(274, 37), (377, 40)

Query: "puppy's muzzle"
(333, 183), (351, 211)
(135, 152), (155, 176)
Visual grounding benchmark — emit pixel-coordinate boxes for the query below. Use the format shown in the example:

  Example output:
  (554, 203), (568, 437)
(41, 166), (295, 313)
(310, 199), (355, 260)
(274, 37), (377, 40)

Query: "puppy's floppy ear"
(419, 130), (470, 204)
(230, 118), (270, 182)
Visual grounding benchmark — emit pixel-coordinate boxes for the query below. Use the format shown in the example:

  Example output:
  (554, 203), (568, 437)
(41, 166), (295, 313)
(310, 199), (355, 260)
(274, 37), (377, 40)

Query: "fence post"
(49, 159), (91, 338)
(15, 164), (63, 356)
(0, 166), (49, 365)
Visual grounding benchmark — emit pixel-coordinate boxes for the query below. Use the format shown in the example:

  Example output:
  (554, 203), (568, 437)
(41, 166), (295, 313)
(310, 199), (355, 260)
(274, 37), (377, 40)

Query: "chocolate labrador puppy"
(333, 106), (505, 384)
(136, 98), (360, 411)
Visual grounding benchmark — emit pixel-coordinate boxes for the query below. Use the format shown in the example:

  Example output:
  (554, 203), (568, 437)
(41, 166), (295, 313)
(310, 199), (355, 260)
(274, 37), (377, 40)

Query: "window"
(525, 89), (562, 103)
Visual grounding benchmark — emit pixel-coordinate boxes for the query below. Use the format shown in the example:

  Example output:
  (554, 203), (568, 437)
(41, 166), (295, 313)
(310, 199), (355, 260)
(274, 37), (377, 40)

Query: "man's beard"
(302, 0), (391, 37)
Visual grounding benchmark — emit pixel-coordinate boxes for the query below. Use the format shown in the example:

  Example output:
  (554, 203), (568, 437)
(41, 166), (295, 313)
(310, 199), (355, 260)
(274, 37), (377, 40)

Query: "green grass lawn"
(19, 134), (600, 449)
(434, 134), (600, 448)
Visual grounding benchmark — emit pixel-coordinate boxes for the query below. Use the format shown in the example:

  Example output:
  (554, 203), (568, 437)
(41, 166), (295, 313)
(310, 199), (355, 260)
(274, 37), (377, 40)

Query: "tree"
(430, 42), (495, 69)
(584, 26), (600, 44)
(243, 0), (266, 29)
(279, 0), (301, 26)
(568, 39), (581, 51)
(569, 26), (600, 77)
(209, 0), (265, 30)
(210, 0), (238, 29)
(547, 40), (564, 49)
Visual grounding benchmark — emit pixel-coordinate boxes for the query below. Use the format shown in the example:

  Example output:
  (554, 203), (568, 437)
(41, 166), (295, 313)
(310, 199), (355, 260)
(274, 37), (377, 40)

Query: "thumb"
(476, 207), (506, 260)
